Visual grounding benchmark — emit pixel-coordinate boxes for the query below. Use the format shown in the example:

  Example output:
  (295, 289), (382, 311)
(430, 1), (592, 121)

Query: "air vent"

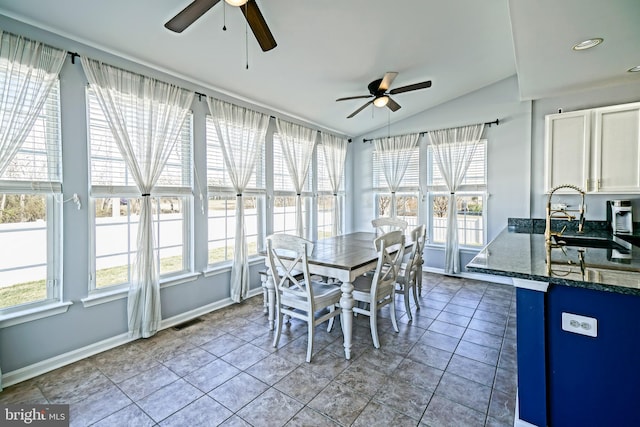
(172, 317), (203, 331)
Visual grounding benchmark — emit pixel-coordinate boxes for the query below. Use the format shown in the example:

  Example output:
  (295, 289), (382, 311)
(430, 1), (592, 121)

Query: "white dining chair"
(351, 230), (405, 348)
(371, 217), (408, 235)
(266, 233), (342, 363)
(396, 224), (426, 321)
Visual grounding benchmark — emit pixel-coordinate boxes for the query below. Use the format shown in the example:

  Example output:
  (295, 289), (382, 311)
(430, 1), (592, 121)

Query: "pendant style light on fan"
(225, 0), (247, 6)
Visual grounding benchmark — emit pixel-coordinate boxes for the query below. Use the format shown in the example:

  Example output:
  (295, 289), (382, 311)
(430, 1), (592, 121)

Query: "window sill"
(425, 243), (484, 253)
(81, 287), (128, 308)
(0, 301), (73, 328)
(82, 272), (202, 308)
(160, 271), (201, 289)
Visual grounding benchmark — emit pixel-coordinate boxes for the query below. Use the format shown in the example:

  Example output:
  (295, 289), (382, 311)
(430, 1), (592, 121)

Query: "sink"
(551, 234), (631, 253)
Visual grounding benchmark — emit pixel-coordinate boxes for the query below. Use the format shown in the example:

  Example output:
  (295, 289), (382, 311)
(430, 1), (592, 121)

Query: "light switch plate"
(562, 312), (597, 337)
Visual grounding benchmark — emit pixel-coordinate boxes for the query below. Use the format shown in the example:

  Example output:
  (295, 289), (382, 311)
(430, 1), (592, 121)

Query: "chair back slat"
(371, 217), (408, 235)
(371, 230), (405, 296)
(407, 224), (426, 283)
(266, 234), (315, 303)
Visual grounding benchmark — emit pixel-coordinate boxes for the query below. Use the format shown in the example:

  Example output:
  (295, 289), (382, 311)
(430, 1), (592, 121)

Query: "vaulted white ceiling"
(0, 0), (637, 137)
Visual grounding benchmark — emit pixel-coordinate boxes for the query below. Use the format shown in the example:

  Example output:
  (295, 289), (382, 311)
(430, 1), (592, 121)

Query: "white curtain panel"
(320, 133), (348, 236)
(275, 118), (317, 237)
(208, 98), (269, 303)
(373, 133), (419, 216)
(81, 57), (194, 338)
(428, 123), (485, 274)
(0, 30), (66, 177)
(0, 30), (65, 393)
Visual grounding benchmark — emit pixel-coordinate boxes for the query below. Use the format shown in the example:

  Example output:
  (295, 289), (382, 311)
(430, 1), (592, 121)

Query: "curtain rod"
(361, 118), (499, 143)
(67, 51), (79, 64)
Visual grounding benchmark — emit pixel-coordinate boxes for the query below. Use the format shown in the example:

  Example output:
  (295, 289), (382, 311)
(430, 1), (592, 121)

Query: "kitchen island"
(467, 219), (640, 427)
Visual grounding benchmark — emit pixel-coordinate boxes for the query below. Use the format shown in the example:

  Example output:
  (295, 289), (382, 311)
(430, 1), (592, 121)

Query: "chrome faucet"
(545, 184), (585, 244)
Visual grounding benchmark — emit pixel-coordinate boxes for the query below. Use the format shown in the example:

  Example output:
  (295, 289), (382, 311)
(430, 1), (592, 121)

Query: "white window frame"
(86, 88), (195, 299)
(426, 139), (488, 248)
(0, 81), (68, 322)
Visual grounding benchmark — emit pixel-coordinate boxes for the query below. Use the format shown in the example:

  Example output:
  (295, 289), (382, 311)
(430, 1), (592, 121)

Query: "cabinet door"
(544, 111), (590, 192)
(594, 102), (640, 193)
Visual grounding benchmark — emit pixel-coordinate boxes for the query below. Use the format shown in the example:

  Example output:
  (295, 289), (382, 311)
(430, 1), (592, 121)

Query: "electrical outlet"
(562, 312), (597, 337)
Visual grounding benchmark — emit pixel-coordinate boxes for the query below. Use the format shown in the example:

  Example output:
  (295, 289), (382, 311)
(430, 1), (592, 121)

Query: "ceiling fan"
(165, 0), (277, 52)
(336, 72), (432, 118)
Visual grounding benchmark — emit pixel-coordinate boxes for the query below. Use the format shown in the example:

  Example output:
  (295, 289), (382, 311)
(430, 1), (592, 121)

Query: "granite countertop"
(466, 219), (640, 296)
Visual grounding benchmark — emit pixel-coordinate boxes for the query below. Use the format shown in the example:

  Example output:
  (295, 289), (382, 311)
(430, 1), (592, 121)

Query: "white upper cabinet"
(545, 101), (640, 194)
(593, 102), (640, 193)
(544, 110), (590, 193)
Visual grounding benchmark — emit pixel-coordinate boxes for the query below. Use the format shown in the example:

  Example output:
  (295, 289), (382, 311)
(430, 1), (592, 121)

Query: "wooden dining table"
(263, 231), (408, 360)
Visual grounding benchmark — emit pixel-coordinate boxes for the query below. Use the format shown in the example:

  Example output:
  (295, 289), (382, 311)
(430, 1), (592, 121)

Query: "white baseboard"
(2, 332), (133, 389)
(422, 266), (514, 285)
(2, 286), (264, 388)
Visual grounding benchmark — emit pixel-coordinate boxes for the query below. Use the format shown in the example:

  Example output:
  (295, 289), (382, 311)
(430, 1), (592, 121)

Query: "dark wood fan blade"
(389, 80), (432, 95)
(347, 100), (374, 118)
(379, 72), (398, 92)
(240, 0), (277, 52)
(386, 97), (401, 112)
(165, 0), (221, 33)
(336, 95), (373, 102)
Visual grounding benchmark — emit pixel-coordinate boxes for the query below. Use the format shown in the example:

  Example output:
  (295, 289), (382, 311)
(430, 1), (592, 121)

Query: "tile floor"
(0, 273), (517, 426)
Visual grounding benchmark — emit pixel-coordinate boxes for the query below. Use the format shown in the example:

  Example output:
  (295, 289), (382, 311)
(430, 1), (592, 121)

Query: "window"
(0, 82), (62, 312)
(206, 117), (265, 266)
(87, 89), (193, 291)
(427, 140), (487, 246)
(272, 132), (311, 238)
(372, 147), (420, 227)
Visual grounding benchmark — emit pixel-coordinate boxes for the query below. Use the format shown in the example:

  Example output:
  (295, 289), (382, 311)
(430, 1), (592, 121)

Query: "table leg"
(266, 270), (275, 331)
(340, 280), (354, 360)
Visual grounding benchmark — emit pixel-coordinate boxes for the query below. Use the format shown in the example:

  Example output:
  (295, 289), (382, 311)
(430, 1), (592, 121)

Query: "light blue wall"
(0, 14), (347, 377)
(350, 76), (533, 270)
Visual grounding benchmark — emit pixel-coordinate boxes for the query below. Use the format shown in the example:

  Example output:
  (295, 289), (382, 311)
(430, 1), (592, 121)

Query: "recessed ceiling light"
(628, 65), (640, 72)
(572, 38), (603, 51)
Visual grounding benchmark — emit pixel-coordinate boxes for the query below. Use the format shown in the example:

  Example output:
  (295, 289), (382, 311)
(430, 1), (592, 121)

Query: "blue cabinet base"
(516, 281), (640, 426)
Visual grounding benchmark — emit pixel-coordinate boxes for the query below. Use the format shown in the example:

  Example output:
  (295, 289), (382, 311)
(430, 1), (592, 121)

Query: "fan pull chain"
(222, 1), (227, 31)
(245, 3), (249, 69)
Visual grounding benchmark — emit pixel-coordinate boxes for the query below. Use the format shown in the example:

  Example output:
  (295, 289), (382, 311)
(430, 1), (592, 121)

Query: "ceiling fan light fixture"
(572, 38), (603, 51)
(628, 65), (640, 73)
(373, 95), (389, 108)
(225, 0), (248, 6)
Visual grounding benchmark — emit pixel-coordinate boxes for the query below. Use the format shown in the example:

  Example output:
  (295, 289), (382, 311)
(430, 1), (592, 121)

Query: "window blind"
(372, 147), (420, 191)
(0, 81), (61, 189)
(88, 89), (192, 193)
(273, 132), (312, 193)
(428, 140), (487, 190)
(205, 115), (265, 192)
